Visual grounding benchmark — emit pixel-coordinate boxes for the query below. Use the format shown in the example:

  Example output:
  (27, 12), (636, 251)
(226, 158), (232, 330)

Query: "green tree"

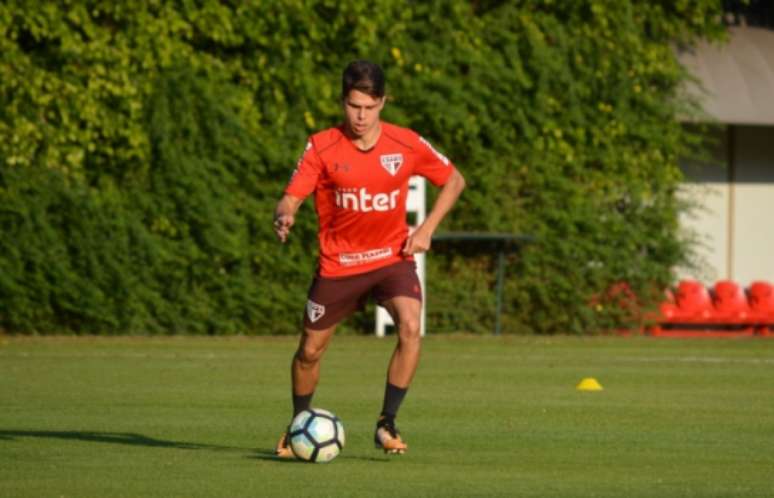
(0, 1), (727, 334)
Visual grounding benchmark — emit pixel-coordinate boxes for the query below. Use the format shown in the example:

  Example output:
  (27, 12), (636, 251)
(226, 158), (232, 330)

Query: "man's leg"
(276, 324), (336, 458)
(291, 324), (336, 414)
(382, 296), (422, 388)
(276, 269), (369, 457)
(375, 295), (422, 454)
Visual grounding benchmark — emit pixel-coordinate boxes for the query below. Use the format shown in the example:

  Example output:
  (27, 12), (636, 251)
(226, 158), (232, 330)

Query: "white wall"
(678, 128), (729, 283)
(733, 125), (774, 284)
(677, 125), (774, 287)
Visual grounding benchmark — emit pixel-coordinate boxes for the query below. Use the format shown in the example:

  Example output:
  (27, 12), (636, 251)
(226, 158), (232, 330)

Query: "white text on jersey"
(335, 187), (400, 212)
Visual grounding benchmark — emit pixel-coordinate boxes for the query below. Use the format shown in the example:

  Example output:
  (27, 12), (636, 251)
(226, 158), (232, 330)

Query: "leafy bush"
(0, 1), (725, 334)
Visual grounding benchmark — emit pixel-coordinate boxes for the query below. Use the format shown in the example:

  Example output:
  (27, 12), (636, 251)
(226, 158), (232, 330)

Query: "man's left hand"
(402, 228), (432, 255)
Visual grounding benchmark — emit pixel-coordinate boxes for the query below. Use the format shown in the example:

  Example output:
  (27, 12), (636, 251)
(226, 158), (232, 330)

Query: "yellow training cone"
(576, 377), (603, 391)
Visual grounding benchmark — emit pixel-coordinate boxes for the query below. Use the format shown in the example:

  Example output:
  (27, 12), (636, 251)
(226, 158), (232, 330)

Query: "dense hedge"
(0, 1), (726, 334)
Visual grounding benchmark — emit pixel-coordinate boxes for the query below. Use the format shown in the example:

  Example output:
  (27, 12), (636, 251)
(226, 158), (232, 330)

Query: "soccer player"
(273, 60), (465, 456)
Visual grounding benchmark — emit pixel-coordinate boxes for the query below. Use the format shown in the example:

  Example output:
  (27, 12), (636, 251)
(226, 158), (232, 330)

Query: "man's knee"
(296, 343), (323, 366)
(398, 316), (421, 342)
(296, 329), (332, 365)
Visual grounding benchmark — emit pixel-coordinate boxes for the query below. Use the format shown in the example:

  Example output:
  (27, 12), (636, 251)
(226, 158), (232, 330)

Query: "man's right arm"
(273, 194), (304, 243)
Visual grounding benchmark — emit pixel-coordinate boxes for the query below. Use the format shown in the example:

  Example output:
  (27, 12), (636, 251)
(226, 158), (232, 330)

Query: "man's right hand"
(274, 214), (295, 243)
(274, 194), (303, 243)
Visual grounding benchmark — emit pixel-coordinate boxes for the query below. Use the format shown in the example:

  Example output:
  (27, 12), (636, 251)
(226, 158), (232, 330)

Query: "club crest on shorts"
(306, 300), (326, 323)
(380, 153), (403, 176)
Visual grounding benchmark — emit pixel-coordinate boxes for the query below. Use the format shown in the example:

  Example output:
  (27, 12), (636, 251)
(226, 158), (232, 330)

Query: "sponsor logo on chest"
(335, 187), (400, 212)
(380, 153), (404, 176)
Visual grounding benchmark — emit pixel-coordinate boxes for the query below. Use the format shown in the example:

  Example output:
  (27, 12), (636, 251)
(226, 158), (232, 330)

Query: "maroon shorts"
(303, 261), (422, 330)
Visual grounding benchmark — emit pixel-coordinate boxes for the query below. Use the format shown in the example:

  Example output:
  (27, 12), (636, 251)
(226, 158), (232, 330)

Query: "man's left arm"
(402, 168), (466, 255)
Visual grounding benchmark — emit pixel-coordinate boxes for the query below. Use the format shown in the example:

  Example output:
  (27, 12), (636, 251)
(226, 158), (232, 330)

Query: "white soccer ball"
(289, 408), (345, 463)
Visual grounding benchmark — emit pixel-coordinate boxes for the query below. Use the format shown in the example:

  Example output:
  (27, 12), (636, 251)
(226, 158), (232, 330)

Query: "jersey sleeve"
(413, 135), (455, 187)
(284, 139), (324, 199)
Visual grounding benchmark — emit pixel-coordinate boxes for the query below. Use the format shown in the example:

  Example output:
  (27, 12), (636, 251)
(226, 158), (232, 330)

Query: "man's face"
(343, 90), (384, 137)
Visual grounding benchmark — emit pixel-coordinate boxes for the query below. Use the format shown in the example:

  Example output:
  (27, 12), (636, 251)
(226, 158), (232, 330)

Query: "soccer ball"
(289, 408), (345, 463)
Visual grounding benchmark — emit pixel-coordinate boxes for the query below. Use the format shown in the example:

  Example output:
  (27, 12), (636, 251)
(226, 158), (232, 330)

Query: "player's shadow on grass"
(0, 430), (248, 452)
(2, 430), (390, 463)
(251, 449), (389, 464)
(251, 450), (310, 464)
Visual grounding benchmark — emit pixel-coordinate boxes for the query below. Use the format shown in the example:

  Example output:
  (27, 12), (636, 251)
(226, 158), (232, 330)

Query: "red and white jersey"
(285, 121), (456, 278)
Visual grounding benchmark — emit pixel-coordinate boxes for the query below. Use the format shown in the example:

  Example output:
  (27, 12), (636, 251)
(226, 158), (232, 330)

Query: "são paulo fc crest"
(306, 300), (326, 323)
(380, 153), (404, 176)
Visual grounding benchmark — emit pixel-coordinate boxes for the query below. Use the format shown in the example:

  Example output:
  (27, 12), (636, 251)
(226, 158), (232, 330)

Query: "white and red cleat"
(374, 417), (407, 455)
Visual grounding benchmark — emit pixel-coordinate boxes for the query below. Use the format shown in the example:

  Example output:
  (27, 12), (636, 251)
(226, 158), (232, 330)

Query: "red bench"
(748, 281), (774, 337)
(650, 279), (773, 337)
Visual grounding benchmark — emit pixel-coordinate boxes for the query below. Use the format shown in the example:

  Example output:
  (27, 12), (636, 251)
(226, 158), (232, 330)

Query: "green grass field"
(2, 335), (774, 498)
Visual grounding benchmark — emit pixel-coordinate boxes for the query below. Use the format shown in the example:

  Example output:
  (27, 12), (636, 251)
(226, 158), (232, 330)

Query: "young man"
(273, 60), (465, 456)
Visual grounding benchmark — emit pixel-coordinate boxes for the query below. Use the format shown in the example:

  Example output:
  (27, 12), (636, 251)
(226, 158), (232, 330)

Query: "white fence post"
(376, 176), (426, 337)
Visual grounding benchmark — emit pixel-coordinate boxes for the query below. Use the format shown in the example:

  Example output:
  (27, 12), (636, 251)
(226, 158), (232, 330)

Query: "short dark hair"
(341, 60), (385, 98)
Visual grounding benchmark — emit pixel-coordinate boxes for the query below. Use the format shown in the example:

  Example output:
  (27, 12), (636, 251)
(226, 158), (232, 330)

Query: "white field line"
(616, 355), (774, 365)
(1, 351), (774, 365)
(0, 351), (228, 360)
